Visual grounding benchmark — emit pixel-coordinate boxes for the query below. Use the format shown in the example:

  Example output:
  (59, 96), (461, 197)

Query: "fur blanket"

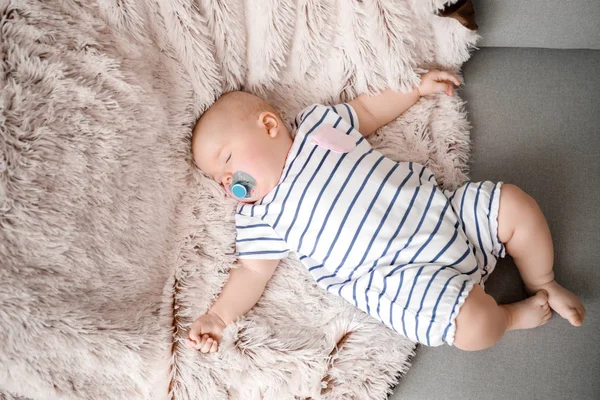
(0, 0), (477, 399)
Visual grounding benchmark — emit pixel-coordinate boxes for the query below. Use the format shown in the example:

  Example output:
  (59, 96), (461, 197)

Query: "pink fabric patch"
(310, 124), (356, 153)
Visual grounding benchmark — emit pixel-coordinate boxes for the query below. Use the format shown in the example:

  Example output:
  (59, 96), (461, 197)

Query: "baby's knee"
(453, 284), (508, 351)
(500, 184), (538, 211)
(497, 183), (541, 241)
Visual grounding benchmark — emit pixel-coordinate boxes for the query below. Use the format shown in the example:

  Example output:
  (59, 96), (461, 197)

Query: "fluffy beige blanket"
(0, 0), (477, 398)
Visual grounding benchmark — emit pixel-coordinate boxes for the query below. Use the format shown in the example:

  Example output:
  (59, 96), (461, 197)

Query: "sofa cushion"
(391, 47), (600, 400)
(474, 0), (600, 50)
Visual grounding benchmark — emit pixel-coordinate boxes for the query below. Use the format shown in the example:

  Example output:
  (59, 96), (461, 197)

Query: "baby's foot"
(503, 290), (551, 330)
(527, 280), (586, 327)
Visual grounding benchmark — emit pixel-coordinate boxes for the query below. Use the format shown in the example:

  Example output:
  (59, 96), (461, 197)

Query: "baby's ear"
(259, 112), (280, 138)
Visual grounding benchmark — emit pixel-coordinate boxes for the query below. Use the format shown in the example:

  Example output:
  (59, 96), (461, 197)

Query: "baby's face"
(192, 110), (292, 203)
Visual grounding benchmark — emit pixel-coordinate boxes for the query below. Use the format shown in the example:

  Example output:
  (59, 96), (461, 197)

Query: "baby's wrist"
(207, 308), (230, 326)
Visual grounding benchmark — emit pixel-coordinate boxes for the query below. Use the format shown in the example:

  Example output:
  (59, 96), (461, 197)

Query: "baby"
(188, 70), (586, 353)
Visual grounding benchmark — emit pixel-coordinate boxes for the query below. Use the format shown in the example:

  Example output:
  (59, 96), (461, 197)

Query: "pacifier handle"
(228, 171), (258, 201)
(230, 182), (248, 199)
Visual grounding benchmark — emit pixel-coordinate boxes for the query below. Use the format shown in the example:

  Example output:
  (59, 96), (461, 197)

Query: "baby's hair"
(197, 91), (281, 129)
(215, 91), (281, 121)
(191, 91), (282, 165)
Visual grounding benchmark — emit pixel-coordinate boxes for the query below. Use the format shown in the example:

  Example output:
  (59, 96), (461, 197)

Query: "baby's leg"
(453, 183), (586, 351)
(454, 284), (550, 351)
(496, 184), (586, 327)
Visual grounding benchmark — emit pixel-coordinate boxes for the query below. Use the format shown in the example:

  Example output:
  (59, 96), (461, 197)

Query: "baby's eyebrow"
(211, 147), (225, 182)
(215, 147), (225, 162)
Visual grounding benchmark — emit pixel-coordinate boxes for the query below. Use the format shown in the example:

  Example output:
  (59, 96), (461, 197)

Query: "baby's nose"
(222, 174), (232, 187)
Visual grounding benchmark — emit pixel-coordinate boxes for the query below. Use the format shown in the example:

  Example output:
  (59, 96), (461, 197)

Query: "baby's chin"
(260, 180), (280, 198)
(236, 197), (259, 204)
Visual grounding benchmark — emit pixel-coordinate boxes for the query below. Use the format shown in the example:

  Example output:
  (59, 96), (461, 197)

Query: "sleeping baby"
(187, 70), (585, 353)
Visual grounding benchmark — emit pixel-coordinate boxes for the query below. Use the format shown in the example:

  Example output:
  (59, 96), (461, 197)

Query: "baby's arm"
(349, 70), (460, 136)
(187, 258), (279, 353)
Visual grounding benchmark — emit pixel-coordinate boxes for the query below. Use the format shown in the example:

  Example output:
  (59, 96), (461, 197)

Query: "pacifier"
(228, 171), (259, 201)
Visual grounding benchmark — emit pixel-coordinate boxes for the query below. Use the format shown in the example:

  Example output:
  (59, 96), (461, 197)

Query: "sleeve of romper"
(294, 103), (362, 142)
(235, 213), (290, 260)
(329, 103), (360, 132)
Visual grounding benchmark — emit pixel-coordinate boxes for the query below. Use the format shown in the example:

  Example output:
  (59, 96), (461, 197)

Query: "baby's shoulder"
(294, 103), (359, 137)
(294, 104), (326, 128)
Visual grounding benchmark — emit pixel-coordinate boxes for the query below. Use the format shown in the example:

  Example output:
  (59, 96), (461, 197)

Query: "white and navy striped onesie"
(235, 104), (506, 346)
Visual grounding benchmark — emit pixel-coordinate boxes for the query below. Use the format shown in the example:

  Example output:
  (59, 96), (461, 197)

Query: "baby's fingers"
(448, 75), (461, 87)
(434, 71), (460, 87)
(188, 329), (201, 346)
(200, 336), (214, 353)
(193, 334), (208, 350)
(210, 339), (219, 353)
(430, 81), (453, 95)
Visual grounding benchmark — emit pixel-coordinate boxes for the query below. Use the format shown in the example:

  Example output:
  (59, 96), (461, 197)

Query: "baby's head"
(192, 91), (292, 203)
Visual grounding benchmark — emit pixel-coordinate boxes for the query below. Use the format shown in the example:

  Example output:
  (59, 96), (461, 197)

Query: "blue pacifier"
(229, 171), (258, 200)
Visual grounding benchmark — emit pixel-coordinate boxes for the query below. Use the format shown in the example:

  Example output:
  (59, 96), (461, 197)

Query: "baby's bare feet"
(503, 290), (551, 330)
(527, 280), (586, 327)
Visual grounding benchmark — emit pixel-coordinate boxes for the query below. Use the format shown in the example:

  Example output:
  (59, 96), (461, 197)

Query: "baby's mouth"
(226, 171), (260, 202)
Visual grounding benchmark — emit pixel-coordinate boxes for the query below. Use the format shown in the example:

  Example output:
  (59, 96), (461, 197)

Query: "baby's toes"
(572, 308), (585, 326)
(577, 304), (587, 321)
(532, 289), (549, 307)
(541, 309), (552, 326)
(564, 307), (583, 327)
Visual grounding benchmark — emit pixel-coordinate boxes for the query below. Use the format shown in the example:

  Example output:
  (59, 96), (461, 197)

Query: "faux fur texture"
(0, 0), (477, 399)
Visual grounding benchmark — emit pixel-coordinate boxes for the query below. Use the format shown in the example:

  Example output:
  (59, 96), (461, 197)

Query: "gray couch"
(391, 1), (600, 399)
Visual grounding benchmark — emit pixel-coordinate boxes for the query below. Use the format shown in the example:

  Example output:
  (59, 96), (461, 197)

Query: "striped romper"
(235, 104), (506, 346)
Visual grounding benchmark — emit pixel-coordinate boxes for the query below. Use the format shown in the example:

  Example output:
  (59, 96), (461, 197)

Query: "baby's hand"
(186, 311), (227, 353)
(417, 70), (461, 97)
